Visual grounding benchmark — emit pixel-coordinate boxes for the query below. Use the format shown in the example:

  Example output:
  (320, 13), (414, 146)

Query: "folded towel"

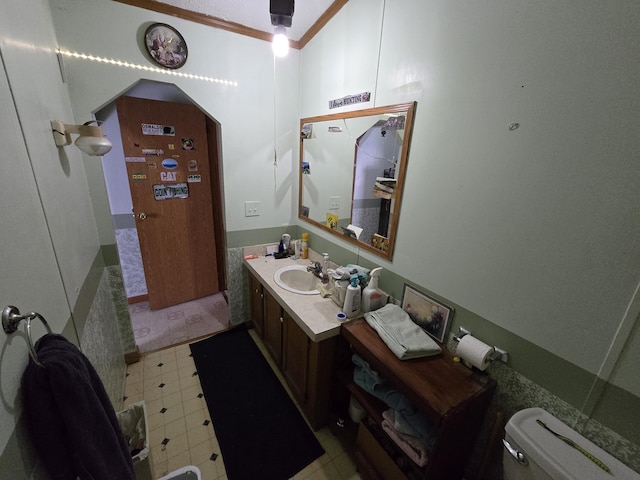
(364, 304), (441, 360)
(381, 410), (429, 467)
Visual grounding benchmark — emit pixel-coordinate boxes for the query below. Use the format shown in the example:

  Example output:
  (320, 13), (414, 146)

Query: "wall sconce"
(50, 120), (113, 156)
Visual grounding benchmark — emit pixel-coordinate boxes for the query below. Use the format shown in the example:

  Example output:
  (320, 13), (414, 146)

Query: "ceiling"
(116, 0), (346, 45)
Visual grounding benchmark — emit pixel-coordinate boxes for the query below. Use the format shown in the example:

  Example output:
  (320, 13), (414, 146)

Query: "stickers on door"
(141, 124), (175, 136)
(160, 171), (178, 181)
(153, 183), (189, 200)
(162, 158), (178, 169)
(142, 148), (163, 156)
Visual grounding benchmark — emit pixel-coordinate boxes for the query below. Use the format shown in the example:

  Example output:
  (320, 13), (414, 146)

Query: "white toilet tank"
(503, 407), (640, 480)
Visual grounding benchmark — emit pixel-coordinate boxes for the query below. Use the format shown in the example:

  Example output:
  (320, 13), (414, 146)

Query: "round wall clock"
(144, 23), (188, 69)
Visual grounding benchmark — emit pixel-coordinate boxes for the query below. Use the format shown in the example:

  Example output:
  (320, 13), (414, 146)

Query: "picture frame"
(371, 233), (389, 253)
(326, 212), (338, 230)
(401, 284), (454, 344)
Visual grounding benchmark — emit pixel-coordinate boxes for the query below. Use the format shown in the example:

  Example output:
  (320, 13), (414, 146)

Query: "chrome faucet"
(307, 261), (323, 277)
(308, 254), (331, 284)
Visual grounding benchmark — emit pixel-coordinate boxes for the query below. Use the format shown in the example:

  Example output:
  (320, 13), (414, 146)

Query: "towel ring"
(2, 305), (53, 367)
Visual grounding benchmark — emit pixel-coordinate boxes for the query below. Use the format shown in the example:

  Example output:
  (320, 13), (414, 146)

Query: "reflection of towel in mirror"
(364, 304), (441, 359)
(381, 409), (429, 466)
(21, 334), (135, 480)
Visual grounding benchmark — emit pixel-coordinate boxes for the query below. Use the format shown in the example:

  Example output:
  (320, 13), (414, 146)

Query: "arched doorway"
(96, 80), (229, 353)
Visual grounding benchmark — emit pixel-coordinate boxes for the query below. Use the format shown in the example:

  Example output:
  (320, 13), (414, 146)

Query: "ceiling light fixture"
(270, 0), (294, 57)
(272, 26), (290, 57)
(51, 120), (113, 156)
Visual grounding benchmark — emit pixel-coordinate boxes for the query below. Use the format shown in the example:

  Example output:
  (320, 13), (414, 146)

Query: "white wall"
(299, 0), (640, 395)
(0, 0), (99, 456)
(50, 0), (300, 241)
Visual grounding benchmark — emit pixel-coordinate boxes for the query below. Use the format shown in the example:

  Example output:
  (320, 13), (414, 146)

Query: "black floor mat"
(190, 327), (324, 480)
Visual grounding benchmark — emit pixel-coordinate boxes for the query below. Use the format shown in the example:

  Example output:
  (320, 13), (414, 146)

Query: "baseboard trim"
(128, 294), (148, 304)
(125, 347), (141, 364)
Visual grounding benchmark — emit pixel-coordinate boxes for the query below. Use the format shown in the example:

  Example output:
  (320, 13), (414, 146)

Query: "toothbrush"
(536, 419), (611, 474)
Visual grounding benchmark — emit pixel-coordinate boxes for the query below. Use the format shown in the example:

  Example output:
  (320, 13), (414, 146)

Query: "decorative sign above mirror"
(299, 102), (416, 260)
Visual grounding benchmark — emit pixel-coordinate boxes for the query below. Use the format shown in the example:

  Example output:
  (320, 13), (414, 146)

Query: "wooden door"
(116, 96), (219, 310)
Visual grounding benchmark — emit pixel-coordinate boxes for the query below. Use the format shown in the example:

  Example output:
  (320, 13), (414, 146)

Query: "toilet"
(503, 407), (640, 479)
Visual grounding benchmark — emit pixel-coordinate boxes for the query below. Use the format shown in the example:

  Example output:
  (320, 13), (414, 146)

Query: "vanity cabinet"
(282, 309), (309, 404)
(248, 272), (337, 430)
(332, 318), (496, 480)
(263, 289), (283, 366)
(248, 274), (264, 337)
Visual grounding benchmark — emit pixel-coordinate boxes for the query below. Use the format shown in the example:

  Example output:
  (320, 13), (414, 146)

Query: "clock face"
(144, 23), (188, 69)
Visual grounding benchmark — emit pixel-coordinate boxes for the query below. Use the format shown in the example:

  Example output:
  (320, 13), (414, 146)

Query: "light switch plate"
(245, 201), (260, 217)
(329, 196), (340, 210)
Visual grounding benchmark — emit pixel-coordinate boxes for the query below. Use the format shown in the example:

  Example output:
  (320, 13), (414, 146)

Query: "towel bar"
(2, 305), (53, 367)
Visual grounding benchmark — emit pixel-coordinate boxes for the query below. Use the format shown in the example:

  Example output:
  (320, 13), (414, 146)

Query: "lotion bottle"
(343, 275), (361, 318)
(362, 267), (388, 312)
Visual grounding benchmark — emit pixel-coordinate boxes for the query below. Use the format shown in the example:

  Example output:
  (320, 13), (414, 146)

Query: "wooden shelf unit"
(333, 318), (496, 480)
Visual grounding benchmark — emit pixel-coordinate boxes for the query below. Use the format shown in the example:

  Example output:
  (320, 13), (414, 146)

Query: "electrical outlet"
(245, 201), (260, 217)
(329, 196), (340, 210)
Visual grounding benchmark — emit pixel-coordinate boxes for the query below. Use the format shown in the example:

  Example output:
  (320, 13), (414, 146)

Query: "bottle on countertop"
(362, 267), (388, 312)
(292, 239), (301, 259)
(282, 233), (291, 253)
(321, 253), (330, 284)
(301, 232), (309, 259)
(343, 274), (361, 318)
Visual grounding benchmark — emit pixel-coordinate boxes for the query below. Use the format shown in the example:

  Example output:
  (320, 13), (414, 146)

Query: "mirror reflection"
(299, 102), (416, 260)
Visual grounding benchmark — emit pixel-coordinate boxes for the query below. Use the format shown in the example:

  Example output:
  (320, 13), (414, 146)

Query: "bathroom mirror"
(299, 101), (416, 260)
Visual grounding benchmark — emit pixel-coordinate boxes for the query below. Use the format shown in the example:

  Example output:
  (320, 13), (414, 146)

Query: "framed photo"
(401, 284), (453, 344)
(326, 212), (338, 230)
(371, 233), (389, 253)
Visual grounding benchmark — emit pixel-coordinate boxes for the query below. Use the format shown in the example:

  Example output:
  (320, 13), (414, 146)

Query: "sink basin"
(274, 265), (320, 295)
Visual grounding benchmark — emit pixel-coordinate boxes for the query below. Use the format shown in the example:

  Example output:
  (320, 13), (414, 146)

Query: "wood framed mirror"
(298, 101), (416, 260)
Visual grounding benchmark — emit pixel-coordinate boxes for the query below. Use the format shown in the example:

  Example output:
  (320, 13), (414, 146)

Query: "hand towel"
(364, 304), (441, 360)
(381, 409), (429, 467)
(21, 334), (135, 480)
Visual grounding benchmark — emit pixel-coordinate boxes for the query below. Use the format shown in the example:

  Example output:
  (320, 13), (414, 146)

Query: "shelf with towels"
(330, 318), (497, 480)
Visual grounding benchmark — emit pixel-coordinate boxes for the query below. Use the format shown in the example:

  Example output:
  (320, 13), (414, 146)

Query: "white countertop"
(243, 247), (344, 342)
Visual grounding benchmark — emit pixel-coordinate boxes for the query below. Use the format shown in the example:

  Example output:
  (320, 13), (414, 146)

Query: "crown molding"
(114, 0), (349, 50)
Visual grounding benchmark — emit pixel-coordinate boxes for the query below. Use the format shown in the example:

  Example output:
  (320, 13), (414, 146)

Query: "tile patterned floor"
(123, 329), (362, 480)
(130, 293), (230, 353)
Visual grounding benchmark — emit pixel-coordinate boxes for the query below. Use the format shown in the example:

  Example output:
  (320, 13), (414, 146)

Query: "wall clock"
(144, 23), (188, 69)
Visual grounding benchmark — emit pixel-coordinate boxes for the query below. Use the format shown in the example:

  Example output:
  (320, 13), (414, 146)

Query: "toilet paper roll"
(456, 335), (495, 371)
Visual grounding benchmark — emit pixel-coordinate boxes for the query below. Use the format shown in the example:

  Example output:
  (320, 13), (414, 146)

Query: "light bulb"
(272, 26), (289, 57)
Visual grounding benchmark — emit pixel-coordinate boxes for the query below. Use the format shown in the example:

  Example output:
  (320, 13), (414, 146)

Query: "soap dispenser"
(362, 267), (388, 312)
(343, 274), (361, 318)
